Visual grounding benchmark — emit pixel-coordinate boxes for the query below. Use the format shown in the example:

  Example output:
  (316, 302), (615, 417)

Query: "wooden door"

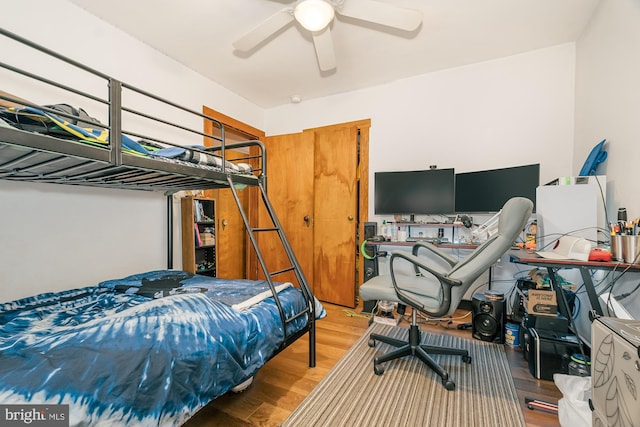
(311, 125), (359, 307)
(261, 120), (369, 307)
(260, 132), (315, 285)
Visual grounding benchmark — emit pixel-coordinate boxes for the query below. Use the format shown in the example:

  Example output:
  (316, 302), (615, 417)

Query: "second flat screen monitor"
(455, 164), (539, 213)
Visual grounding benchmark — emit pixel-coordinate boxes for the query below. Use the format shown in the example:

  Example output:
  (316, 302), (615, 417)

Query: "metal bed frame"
(0, 27), (315, 366)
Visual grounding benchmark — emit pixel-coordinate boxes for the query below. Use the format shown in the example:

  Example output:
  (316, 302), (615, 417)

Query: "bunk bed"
(0, 28), (319, 426)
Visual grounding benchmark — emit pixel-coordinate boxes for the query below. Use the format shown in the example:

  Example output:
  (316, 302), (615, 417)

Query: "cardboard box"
(200, 232), (215, 246)
(527, 290), (557, 317)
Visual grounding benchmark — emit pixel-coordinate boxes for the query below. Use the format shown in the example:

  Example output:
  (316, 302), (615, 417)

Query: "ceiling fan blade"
(312, 26), (336, 71)
(337, 0), (422, 31)
(232, 8), (295, 51)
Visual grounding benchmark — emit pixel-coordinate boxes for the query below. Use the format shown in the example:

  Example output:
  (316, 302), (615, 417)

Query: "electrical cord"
(342, 309), (371, 319)
(536, 226), (607, 251)
(615, 280), (640, 300)
(414, 310), (471, 329)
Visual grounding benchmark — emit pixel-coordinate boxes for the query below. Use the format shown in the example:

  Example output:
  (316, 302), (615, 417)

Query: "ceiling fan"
(232, 0), (423, 71)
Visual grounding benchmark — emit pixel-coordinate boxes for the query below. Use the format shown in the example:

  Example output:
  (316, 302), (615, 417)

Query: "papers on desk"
(537, 236), (591, 262)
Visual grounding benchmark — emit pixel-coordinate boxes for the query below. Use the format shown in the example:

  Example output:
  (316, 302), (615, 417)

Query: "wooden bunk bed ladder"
(226, 174), (317, 368)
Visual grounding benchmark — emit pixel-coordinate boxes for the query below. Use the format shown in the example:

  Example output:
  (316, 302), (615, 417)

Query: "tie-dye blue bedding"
(0, 270), (322, 426)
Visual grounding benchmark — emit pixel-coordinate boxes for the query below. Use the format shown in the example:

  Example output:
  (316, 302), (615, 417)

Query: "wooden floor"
(184, 302), (562, 427)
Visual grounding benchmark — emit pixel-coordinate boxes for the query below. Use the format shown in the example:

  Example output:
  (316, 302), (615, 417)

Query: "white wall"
(573, 0), (640, 318)
(0, 181), (166, 299)
(574, 0), (640, 219)
(266, 43), (577, 214)
(0, 0), (265, 302)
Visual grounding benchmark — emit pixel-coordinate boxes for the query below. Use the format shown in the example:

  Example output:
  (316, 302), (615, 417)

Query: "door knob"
(304, 215), (311, 227)
(222, 219), (228, 230)
(348, 215), (354, 221)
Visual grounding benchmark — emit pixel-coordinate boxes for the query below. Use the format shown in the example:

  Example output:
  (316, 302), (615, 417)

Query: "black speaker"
(472, 293), (506, 343)
(362, 222), (379, 314)
(362, 222), (379, 282)
(362, 222), (378, 260)
(364, 222), (377, 240)
(363, 249), (379, 282)
(361, 253), (379, 314)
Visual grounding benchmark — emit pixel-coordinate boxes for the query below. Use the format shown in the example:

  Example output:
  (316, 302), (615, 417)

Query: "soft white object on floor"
(554, 373), (592, 427)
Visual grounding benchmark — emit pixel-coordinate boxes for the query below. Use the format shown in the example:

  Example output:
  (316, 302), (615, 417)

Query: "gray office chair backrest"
(445, 197), (533, 307)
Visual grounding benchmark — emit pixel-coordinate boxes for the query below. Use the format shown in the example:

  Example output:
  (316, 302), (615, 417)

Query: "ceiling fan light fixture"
(294, 0), (335, 32)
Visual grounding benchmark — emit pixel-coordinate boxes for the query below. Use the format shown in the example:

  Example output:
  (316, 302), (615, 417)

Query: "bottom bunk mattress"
(0, 270), (324, 426)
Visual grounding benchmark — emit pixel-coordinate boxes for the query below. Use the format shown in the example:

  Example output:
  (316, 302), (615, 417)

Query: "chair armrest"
(388, 250), (462, 317)
(390, 251), (462, 287)
(411, 242), (458, 267)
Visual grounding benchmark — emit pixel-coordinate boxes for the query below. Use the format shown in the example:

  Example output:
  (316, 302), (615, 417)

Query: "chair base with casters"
(367, 309), (472, 390)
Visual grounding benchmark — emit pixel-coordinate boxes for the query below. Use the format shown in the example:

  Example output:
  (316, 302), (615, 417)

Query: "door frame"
(202, 105), (265, 278)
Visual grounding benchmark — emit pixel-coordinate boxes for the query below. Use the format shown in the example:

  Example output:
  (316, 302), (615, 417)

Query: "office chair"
(360, 197), (533, 390)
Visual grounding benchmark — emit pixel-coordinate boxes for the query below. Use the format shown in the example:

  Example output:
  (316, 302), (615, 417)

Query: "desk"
(509, 249), (640, 319)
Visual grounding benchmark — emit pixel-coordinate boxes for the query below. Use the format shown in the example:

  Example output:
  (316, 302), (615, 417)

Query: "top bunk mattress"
(0, 28), (264, 192)
(0, 104), (260, 192)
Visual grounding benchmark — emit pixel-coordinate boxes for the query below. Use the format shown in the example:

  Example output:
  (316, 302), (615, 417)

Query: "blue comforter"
(0, 270), (322, 426)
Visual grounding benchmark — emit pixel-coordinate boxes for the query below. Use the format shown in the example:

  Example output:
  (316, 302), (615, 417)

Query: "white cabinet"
(591, 316), (640, 427)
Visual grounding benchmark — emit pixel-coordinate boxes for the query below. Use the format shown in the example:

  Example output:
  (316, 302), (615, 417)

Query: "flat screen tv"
(374, 168), (455, 215)
(455, 164), (540, 213)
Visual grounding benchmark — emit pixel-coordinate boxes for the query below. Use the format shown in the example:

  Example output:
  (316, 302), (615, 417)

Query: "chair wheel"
(462, 355), (472, 364)
(443, 379), (456, 390)
(368, 338), (376, 348)
(374, 363), (385, 375)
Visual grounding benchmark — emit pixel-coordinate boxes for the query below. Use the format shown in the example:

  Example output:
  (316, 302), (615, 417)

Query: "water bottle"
(391, 226), (399, 241)
(381, 220), (388, 240)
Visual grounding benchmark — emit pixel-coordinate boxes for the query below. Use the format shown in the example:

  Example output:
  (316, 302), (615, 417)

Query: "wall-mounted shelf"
(387, 221), (466, 244)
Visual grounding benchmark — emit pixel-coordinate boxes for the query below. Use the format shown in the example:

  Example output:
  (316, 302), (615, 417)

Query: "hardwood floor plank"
(186, 302), (564, 426)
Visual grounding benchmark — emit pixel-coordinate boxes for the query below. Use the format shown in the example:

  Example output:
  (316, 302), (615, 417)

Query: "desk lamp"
(472, 210), (501, 242)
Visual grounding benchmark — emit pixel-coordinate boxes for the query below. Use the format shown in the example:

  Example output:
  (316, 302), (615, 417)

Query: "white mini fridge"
(591, 316), (640, 427)
(536, 175), (607, 251)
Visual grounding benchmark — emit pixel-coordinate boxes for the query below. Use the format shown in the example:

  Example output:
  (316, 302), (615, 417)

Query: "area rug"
(282, 323), (525, 427)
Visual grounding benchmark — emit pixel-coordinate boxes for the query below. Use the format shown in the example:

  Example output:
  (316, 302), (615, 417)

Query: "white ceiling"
(69, 0), (601, 109)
